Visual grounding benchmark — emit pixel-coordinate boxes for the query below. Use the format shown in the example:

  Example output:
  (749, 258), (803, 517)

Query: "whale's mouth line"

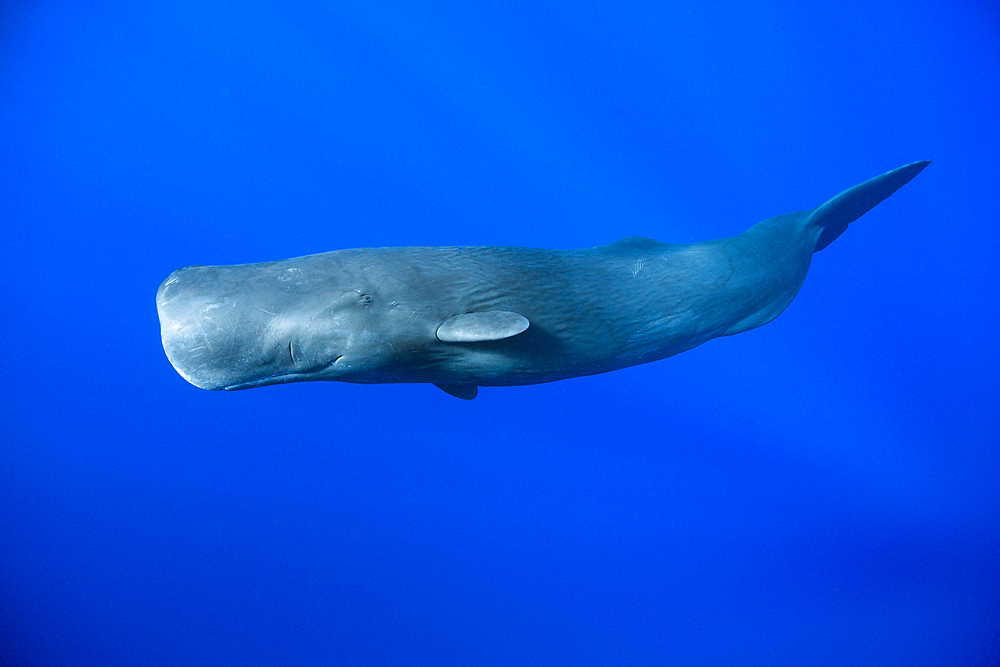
(221, 356), (343, 391)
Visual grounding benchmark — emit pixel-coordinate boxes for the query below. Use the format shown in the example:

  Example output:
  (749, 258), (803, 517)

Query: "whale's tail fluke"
(809, 160), (931, 251)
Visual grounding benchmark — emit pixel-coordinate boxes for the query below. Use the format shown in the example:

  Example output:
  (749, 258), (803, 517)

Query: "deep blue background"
(2, 1), (998, 665)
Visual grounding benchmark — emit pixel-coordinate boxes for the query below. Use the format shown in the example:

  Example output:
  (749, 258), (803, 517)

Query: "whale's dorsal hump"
(436, 311), (530, 343)
(598, 236), (671, 253)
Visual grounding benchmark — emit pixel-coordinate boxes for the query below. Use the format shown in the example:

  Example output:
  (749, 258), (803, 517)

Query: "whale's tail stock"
(808, 160), (930, 252)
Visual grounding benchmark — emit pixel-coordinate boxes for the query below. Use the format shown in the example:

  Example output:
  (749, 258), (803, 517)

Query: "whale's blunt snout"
(156, 265), (249, 391)
(156, 264), (348, 391)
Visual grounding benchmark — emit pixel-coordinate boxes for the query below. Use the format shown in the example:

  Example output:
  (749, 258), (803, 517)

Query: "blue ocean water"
(1, 0), (998, 665)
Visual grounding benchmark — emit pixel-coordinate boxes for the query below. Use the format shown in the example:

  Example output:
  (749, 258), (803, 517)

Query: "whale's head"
(156, 258), (401, 390)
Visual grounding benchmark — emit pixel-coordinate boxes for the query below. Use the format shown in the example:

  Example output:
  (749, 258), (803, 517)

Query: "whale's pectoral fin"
(436, 311), (530, 343)
(434, 383), (479, 400)
(811, 160), (931, 251)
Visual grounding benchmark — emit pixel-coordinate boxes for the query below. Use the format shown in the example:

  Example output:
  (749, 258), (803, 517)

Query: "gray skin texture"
(157, 161), (929, 399)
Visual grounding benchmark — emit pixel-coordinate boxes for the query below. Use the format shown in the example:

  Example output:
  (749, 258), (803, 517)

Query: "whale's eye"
(359, 293), (373, 305)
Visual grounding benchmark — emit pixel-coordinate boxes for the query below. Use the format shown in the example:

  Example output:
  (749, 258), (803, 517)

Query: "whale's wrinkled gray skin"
(157, 161), (929, 399)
